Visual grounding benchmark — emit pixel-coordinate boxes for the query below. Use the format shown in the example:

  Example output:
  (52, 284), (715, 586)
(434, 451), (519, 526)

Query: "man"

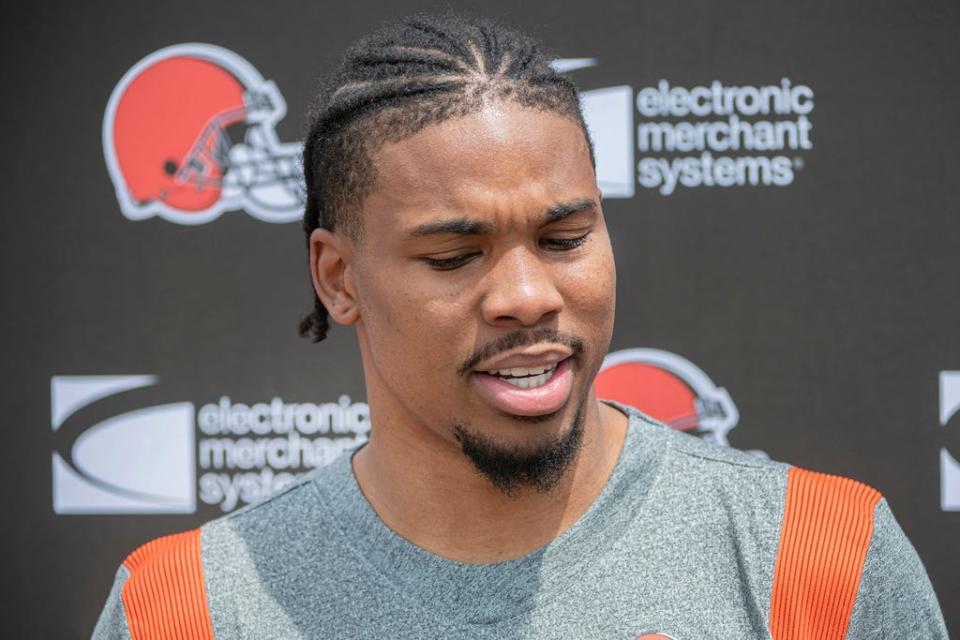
(93, 14), (947, 639)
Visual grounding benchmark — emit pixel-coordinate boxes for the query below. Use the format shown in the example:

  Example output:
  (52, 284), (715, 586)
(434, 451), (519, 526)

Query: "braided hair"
(299, 13), (594, 342)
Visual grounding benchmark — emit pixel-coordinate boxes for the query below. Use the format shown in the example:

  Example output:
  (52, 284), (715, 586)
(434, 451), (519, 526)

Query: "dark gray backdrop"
(1, 1), (957, 637)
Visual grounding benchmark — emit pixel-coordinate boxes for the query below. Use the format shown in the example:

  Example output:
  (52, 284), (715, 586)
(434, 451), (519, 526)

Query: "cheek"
(358, 265), (474, 392)
(364, 271), (468, 339)
(563, 246), (616, 319)
(561, 250), (616, 384)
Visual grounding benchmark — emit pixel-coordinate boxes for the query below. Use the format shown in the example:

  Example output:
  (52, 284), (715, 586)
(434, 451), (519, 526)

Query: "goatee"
(452, 403), (585, 496)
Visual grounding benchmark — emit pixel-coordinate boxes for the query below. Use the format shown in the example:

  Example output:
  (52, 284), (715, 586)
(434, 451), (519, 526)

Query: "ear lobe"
(309, 228), (360, 326)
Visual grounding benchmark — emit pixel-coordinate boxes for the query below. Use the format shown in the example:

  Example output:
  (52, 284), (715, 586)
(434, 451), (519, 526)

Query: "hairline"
(333, 99), (596, 247)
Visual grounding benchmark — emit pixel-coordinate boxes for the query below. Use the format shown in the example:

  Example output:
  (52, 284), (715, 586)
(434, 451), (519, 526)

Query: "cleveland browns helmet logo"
(103, 43), (304, 224)
(596, 348), (739, 446)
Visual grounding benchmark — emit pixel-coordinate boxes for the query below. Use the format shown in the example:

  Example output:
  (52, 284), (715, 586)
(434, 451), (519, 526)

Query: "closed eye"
(421, 232), (591, 271)
(421, 252), (481, 271)
(540, 232), (590, 251)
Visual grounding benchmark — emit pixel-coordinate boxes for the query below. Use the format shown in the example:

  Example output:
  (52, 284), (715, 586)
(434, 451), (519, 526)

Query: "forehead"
(362, 101), (596, 228)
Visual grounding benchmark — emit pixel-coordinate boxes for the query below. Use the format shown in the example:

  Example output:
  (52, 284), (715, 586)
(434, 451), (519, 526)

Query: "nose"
(480, 246), (564, 327)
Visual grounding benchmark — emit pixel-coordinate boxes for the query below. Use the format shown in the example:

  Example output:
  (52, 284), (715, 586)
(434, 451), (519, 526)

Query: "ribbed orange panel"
(769, 467), (882, 640)
(121, 529), (214, 640)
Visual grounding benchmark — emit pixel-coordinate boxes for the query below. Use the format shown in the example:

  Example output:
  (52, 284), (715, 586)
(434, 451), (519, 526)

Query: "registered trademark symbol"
(793, 157), (805, 170)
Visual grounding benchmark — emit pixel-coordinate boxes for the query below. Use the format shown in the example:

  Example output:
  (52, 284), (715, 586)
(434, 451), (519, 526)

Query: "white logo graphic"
(552, 58), (633, 199)
(51, 375), (196, 514)
(940, 371), (960, 511)
(581, 85), (635, 198)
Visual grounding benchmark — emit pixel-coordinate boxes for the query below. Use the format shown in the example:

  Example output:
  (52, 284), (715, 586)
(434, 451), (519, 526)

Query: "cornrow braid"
(299, 13), (594, 342)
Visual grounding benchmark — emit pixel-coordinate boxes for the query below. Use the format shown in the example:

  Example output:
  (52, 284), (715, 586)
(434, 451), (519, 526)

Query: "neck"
(351, 394), (629, 564)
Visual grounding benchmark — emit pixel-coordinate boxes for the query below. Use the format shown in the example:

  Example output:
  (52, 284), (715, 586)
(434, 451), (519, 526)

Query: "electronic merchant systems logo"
(51, 375), (370, 515)
(940, 370), (960, 511)
(554, 59), (815, 197)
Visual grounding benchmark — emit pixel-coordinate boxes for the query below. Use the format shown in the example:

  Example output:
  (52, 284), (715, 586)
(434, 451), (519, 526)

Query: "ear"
(309, 228), (360, 326)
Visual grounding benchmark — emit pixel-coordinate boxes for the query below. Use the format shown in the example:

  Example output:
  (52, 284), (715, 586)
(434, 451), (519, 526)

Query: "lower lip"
(472, 357), (574, 417)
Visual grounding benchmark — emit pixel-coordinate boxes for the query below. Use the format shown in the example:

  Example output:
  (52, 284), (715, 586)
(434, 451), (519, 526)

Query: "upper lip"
(473, 346), (573, 373)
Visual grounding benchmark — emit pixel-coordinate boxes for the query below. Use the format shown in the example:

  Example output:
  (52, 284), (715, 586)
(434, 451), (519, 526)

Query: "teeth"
(490, 365), (551, 377)
(497, 367), (556, 389)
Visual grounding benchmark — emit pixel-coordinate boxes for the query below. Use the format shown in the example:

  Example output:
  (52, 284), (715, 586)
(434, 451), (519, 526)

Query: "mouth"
(472, 356), (574, 417)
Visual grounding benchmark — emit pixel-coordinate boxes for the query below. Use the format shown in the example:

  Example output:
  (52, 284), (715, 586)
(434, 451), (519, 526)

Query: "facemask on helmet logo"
(596, 348), (740, 446)
(103, 43), (304, 224)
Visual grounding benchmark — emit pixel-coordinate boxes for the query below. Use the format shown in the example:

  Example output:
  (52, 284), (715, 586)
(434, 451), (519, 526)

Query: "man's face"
(346, 100), (616, 486)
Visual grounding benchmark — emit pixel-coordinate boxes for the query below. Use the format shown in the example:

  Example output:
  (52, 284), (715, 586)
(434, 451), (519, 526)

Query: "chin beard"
(451, 402), (586, 497)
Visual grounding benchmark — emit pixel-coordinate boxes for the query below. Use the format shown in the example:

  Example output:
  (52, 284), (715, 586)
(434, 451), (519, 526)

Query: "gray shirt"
(92, 402), (948, 639)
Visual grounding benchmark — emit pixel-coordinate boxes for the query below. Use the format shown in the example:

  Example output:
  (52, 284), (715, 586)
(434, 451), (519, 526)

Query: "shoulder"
(617, 398), (944, 637)
(846, 499), (949, 637)
(200, 465), (329, 550)
(119, 470), (321, 574)
(107, 458), (350, 637)
(620, 401), (882, 506)
(619, 403), (889, 551)
(619, 406), (940, 636)
(105, 528), (212, 639)
(766, 466), (884, 636)
(618, 401), (790, 496)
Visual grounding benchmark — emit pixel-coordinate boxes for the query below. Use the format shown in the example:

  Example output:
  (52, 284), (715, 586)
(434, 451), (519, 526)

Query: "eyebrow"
(407, 198), (598, 238)
(409, 218), (494, 237)
(543, 197), (597, 224)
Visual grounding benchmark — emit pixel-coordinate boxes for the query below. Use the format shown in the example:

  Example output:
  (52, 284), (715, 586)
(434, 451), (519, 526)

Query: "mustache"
(458, 328), (585, 377)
